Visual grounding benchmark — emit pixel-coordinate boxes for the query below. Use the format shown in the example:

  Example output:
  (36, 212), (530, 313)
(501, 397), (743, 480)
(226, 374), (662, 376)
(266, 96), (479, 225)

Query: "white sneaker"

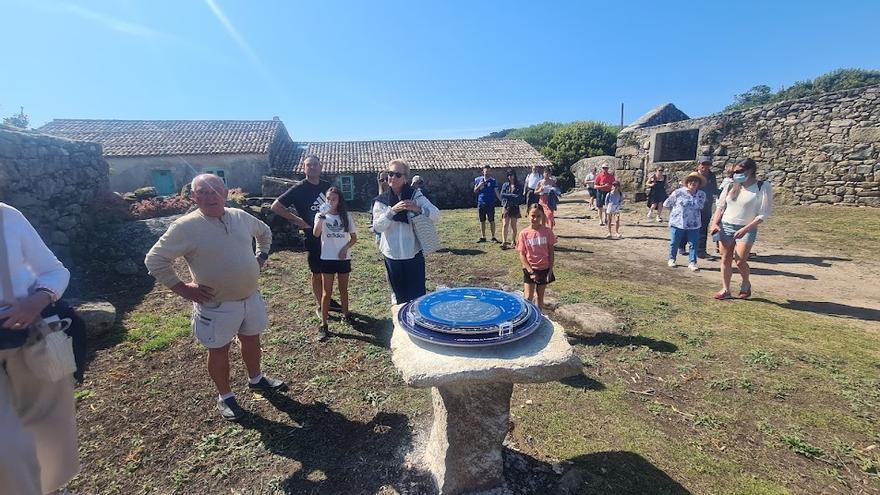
(605, 233), (612, 239)
(656, 217), (663, 223)
(615, 233), (623, 239)
(667, 259), (676, 267)
(688, 263), (699, 272)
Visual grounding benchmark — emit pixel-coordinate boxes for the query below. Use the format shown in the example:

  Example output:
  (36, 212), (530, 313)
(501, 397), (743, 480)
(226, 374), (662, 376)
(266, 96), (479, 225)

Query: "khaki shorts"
(191, 292), (268, 348)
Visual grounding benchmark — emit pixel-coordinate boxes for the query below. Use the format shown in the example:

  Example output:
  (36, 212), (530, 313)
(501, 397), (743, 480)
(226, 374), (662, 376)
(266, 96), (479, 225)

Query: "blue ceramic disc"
(397, 288), (544, 347)
(409, 287), (527, 334)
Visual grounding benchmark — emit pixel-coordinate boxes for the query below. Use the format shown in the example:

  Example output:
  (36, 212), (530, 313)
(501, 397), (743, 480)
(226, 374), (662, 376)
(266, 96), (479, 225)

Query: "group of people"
(583, 156), (773, 297)
(582, 164), (623, 238)
(0, 149), (773, 493)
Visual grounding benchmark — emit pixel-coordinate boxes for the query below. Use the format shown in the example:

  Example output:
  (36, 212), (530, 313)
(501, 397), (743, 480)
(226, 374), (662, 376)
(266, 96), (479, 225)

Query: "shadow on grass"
(752, 298), (880, 322)
(556, 235), (605, 241)
(437, 247), (486, 256)
(750, 254), (852, 267)
(555, 245), (594, 254)
(568, 332), (678, 353)
(562, 451), (692, 494)
(336, 312), (393, 348)
(241, 393), (433, 495)
(700, 266), (817, 280)
(559, 373), (606, 391)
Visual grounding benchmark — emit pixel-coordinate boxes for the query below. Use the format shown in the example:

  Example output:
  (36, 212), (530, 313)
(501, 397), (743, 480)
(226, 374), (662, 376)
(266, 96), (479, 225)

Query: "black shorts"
(305, 235), (322, 273)
(596, 190), (609, 208)
(478, 204), (495, 222)
(503, 205), (521, 219)
(523, 268), (555, 285)
(319, 259), (352, 274)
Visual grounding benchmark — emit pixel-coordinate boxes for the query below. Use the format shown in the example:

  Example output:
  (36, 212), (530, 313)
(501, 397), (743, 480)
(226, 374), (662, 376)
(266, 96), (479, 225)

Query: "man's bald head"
(190, 174), (228, 218)
(191, 173), (226, 191)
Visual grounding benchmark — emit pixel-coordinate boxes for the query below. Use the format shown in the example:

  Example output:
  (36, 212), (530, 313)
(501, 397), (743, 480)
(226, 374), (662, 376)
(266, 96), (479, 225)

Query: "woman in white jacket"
(0, 203), (79, 495)
(372, 159), (440, 304)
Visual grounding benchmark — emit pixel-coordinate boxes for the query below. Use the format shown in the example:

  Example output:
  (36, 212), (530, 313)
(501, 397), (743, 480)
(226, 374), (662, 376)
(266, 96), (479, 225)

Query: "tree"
(542, 121), (619, 189)
(724, 85), (773, 112)
(723, 68), (880, 112)
(2, 106), (29, 129)
(482, 121), (565, 149)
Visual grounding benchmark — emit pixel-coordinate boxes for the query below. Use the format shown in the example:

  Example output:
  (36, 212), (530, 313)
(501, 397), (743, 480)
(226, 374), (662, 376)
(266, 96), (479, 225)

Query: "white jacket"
(371, 190), (440, 260)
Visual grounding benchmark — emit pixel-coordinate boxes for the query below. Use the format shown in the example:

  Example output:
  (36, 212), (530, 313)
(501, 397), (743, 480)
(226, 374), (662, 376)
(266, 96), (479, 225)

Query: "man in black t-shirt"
(271, 155), (340, 324)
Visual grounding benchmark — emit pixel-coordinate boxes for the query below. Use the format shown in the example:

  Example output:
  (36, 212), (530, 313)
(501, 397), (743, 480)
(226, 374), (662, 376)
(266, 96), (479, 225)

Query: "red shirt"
(516, 226), (556, 270)
(594, 170), (615, 191)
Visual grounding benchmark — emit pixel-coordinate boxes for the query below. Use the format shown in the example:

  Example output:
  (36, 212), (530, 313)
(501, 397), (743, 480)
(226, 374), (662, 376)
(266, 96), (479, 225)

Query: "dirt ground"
(552, 195), (880, 321)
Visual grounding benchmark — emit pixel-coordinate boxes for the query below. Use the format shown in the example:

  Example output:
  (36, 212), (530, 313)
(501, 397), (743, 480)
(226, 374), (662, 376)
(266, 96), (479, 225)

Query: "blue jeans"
(669, 226), (699, 264)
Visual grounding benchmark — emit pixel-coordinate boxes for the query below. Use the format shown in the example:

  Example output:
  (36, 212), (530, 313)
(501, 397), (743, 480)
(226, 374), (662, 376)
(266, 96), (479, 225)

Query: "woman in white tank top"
(709, 158), (773, 300)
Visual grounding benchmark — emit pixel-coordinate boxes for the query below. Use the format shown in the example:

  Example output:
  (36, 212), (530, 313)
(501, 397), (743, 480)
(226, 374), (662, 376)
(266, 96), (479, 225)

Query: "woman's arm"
(662, 190), (677, 210)
(313, 214), (324, 237)
(371, 201), (394, 233)
(17, 209), (70, 299)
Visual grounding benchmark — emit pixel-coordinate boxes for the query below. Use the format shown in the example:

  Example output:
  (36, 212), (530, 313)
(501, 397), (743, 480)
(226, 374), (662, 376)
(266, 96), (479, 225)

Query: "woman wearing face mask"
(709, 158), (773, 300)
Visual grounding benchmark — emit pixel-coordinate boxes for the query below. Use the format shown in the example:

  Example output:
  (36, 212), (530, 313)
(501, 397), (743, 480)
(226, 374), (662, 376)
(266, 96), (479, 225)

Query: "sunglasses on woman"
(387, 171), (405, 178)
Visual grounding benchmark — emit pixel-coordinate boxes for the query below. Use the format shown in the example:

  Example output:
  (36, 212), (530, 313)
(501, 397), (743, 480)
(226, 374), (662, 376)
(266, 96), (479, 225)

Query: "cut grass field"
(72, 205), (879, 494)
(761, 204), (880, 261)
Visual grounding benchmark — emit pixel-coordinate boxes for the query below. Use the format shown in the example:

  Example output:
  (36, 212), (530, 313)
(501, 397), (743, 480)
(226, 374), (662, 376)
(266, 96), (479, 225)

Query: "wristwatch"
(34, 287), (58, 303)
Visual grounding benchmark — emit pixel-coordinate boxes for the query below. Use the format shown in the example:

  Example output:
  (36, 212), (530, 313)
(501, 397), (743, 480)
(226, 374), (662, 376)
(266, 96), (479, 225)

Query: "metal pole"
(620, 103), (624, 127)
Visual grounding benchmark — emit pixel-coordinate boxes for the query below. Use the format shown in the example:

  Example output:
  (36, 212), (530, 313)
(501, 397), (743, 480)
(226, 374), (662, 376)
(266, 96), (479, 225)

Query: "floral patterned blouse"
(663, 187), (706, 230)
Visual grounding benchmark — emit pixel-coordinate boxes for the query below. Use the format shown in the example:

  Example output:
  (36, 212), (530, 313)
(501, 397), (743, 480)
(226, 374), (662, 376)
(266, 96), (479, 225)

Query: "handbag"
(408, 193), (440, 255)
(0, 207), (77, 382)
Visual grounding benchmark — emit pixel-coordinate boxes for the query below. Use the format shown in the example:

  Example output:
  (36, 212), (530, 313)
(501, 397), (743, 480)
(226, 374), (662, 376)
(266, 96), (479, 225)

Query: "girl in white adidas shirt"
(314, 187), (357, 340)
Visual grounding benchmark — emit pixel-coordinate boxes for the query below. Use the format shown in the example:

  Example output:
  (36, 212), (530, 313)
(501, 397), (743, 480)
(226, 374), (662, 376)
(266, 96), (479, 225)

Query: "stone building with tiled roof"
(40, 118), (294, 195)
(271, 139), (551, 209)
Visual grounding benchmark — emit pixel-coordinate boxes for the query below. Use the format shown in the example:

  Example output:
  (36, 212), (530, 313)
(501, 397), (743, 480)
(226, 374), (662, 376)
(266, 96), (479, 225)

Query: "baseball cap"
(698, 156), (712, 164)
(601, 164), (610, 168)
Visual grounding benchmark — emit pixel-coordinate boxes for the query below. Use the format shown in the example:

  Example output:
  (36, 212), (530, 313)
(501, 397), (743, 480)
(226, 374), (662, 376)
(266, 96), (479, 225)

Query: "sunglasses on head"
(387, 171), (405, 178)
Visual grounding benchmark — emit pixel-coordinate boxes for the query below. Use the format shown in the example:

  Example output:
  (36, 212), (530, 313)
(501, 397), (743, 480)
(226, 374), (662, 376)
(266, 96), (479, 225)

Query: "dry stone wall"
(615, 85), (880, 206)
(0, 125), (110, 259)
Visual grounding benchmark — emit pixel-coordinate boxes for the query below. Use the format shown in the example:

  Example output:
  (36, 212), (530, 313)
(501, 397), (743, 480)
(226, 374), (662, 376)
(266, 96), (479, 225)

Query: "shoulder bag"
(408, 192), (441, 255)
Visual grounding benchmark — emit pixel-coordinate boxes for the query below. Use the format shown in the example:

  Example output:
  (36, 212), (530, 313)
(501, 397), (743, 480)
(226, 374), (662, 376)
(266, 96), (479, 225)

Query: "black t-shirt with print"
(277, 179), (332, 235)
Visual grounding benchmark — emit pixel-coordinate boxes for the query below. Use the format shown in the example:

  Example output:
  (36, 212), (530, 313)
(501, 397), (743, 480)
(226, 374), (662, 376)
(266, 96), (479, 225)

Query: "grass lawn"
(72, 206), (880, 495)
(761, 204), (880, 261)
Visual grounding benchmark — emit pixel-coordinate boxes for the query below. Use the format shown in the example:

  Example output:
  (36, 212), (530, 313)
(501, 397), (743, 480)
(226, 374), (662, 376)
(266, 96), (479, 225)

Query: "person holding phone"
(474, 165), (501, 243)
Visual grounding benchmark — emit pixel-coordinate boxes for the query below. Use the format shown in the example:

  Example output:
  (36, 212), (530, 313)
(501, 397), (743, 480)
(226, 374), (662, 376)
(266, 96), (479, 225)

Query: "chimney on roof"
(272, 116), (280, 121)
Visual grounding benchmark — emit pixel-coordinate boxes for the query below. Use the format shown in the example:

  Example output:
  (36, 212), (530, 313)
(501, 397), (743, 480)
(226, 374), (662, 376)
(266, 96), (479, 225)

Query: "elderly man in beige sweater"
(145, 174), (286, 421)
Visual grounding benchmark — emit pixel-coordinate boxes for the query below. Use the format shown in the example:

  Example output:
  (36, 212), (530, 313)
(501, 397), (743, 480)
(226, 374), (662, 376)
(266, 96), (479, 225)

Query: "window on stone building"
(337, 175), (355, 201)
(654, 129), (699, 162)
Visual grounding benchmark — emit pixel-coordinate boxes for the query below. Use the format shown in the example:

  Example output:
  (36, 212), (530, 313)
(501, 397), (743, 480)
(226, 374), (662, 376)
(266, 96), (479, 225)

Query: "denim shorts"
(720, 222), (757, 244)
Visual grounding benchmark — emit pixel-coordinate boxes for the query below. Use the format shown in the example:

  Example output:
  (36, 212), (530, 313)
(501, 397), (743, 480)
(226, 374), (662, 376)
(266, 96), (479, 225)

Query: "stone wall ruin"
(614, 85), (880, 206)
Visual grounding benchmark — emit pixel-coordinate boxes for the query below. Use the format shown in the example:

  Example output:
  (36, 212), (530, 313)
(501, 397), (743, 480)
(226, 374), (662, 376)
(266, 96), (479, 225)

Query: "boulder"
(133, 186), (158, 200)
(73, 300), (117, 339)
(113, 258), (140, 275)
(553, 303), (619, 335)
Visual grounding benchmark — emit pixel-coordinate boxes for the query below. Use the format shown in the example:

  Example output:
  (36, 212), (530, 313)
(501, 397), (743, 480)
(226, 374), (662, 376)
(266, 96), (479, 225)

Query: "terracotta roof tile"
(38, 119), (284, 157)
(279, 139), (551, 174)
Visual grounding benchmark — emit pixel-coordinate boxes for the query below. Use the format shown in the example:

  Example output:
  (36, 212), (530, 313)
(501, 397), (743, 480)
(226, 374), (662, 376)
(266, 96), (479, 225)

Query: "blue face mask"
(733, 173), (748, 184)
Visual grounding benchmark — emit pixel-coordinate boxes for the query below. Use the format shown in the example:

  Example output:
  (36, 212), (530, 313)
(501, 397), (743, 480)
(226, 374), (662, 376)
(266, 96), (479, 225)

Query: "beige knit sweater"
(145, 208), (272, 302)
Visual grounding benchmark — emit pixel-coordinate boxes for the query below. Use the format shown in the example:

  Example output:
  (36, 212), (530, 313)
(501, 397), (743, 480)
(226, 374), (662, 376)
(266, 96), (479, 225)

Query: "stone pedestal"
(391, 308), (581, 494)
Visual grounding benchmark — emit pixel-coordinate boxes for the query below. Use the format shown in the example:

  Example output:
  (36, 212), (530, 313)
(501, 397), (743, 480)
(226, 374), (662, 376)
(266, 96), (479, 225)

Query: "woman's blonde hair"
(388, 159), (410, 176)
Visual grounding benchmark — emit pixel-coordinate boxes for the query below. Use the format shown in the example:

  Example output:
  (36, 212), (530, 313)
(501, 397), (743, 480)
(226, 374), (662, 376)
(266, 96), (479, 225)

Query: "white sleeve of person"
(372, 201), (394, 233)
(755, 182), (773, 222)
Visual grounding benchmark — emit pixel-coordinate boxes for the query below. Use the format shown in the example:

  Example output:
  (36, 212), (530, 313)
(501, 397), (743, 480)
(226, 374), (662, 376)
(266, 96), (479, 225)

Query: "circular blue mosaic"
(412, 288), (526, 330)
(398, 287), (543, 347)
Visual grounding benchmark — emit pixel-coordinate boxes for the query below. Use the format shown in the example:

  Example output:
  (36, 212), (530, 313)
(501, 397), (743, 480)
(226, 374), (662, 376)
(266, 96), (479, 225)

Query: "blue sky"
(2, 0), (878, 141)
